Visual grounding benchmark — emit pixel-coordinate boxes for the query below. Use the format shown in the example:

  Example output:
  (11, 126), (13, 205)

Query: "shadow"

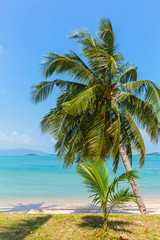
(78, 215), (134, 233)
(71, 203), (103, 214)
(0, 202), (102, 214)
(79, 215), (104, 228)
(0, 201), (158, 214)
(108, 220), (133, 233)
(0, 202), (60, 213)
(0, 214), (52, 240)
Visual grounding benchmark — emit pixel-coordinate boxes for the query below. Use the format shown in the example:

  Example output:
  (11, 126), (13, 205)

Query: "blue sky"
(0, 0), (159, 153)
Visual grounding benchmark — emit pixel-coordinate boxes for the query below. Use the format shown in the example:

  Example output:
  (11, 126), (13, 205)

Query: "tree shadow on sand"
(0, 215), (52, 240)
(78, 215), (135, 233)
(0, 202), (60, 213)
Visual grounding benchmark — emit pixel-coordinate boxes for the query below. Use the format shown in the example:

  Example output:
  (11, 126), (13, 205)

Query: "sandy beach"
(0, 199), (159, 214)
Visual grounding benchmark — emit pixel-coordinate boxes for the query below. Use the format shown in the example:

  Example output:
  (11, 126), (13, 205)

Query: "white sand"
(0, 199), (159, 214)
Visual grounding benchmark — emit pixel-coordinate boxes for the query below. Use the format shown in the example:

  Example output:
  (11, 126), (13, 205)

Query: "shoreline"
(0, 198), (159, 214)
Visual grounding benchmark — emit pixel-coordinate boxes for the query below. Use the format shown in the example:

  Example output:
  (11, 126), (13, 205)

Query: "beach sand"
(0, 199), (159, 214)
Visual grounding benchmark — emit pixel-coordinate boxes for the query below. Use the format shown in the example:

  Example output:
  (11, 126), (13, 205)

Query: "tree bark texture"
(118, 142), (148, 214)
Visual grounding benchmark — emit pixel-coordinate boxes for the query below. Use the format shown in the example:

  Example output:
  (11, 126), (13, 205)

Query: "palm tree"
(32, 18), (160, 214)
(76, 159), (137, 231)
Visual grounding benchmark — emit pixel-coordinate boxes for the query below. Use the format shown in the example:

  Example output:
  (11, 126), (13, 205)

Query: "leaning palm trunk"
(118, 141), (148, 214)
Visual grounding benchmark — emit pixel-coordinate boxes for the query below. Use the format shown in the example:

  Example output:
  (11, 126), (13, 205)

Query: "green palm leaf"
(120, 80), (160, 112)
(76, 160), (109, 205)
(115, 65), (137, 84)
(117, 101), (145, 166)
(108, 188), (137, 210)
(107, 98), (120, 159)
(98, 18), (115, 45)
(87, 106), (112, 159)
(32, 79), (86, 103)
(32, 81), (55, 103)
(108, 170), (139, 193)
(62, 85), (101, 116)
(117, 91), (160, 142)
(68, 29), (98, 52)
(42, 51), (98, 84)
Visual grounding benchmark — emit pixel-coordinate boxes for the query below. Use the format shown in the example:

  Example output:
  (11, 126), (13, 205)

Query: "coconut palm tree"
(76, 159), (138, 231)
(32, 18), (160, 214)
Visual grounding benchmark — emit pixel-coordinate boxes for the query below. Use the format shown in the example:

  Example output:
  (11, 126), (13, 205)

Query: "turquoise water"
(0, 155), (159, 203)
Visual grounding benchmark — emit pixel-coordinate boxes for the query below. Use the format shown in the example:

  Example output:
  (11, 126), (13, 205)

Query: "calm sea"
(0, 155), (159, 203)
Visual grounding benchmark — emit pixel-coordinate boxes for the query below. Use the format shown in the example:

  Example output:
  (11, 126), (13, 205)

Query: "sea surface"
(0, 155), (159, 203)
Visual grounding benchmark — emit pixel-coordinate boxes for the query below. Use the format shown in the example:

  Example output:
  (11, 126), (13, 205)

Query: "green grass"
(0, 213), (159, 240)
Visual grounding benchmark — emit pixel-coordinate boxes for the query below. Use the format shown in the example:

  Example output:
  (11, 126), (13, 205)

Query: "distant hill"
(146, 152), (160, 156)
(0, 148), (49, 156)
(0, 149), (158, 156)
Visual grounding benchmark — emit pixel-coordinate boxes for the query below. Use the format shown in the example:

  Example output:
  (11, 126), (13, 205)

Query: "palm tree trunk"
(103, 206), (107, 231)
(118, 141), (148, 214)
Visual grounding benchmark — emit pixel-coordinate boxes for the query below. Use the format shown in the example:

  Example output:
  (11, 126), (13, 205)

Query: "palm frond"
(120, 125), (133, 165)
(117, 91), (160, 142)
(54, 115), (80, 157)
(98, 18), (115, 45)
(76, 160), (109, 205)
(115, 64), (137, 84)
(32, 81), (55, 103)
(68, 29), (99, 56)
(108, 188), (137, 211)
(108, 170), (139, 194)
(107, 98), (120, 160)
(40, 109), (55, 134)
(87, 104), (112, 159)
(63, 111), (88, 166)
(112, 150), (120, 173)
(89, 49), (118, 79)
(42, 51), (98, 84)
(69, 27), (119, 80)
(54, 79), (86, 90)
(117, 101), (145, 167)
(32, 79), (86, 104)
(120, 80), (160, 112)
(62, 85), (101, 116)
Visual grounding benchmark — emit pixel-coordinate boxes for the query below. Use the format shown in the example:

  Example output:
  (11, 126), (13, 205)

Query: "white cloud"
(0, 130), (55, 153)
(10, 131), (19, 142)
(21, 134), (32, 144)
(0, 130), (32, 145)
(0, 45), (3, 54)
(0, 131), (7, 141)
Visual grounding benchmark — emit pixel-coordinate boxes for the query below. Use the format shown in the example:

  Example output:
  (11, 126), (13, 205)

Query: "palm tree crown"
(32, 18), (160, 172)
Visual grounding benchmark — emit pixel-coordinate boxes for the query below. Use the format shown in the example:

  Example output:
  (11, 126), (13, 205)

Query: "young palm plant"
(76, 159), (138, 231)
(32, 18), (160, 214)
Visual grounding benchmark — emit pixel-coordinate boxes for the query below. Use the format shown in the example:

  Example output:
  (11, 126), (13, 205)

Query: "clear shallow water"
(0, 155), (159, 203)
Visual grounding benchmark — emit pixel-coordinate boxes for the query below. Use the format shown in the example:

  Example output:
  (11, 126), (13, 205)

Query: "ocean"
(0, 155), (159, 203)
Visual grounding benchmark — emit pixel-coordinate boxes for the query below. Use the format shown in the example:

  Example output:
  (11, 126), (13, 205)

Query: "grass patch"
(0, 213), (159, 239)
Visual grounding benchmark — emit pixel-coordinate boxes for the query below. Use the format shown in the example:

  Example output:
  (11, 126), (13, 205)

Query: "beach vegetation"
(76, 159), (138, 231)
(32, 18), (160, 214)
(0, 213), (159, 239)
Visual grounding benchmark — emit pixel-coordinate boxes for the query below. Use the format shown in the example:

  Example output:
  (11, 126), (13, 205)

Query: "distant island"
(25, 153), (37, 156)
(146, 152), (160, 156)
(0, 148), (50, 156)
(0, 148), (159, 157)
